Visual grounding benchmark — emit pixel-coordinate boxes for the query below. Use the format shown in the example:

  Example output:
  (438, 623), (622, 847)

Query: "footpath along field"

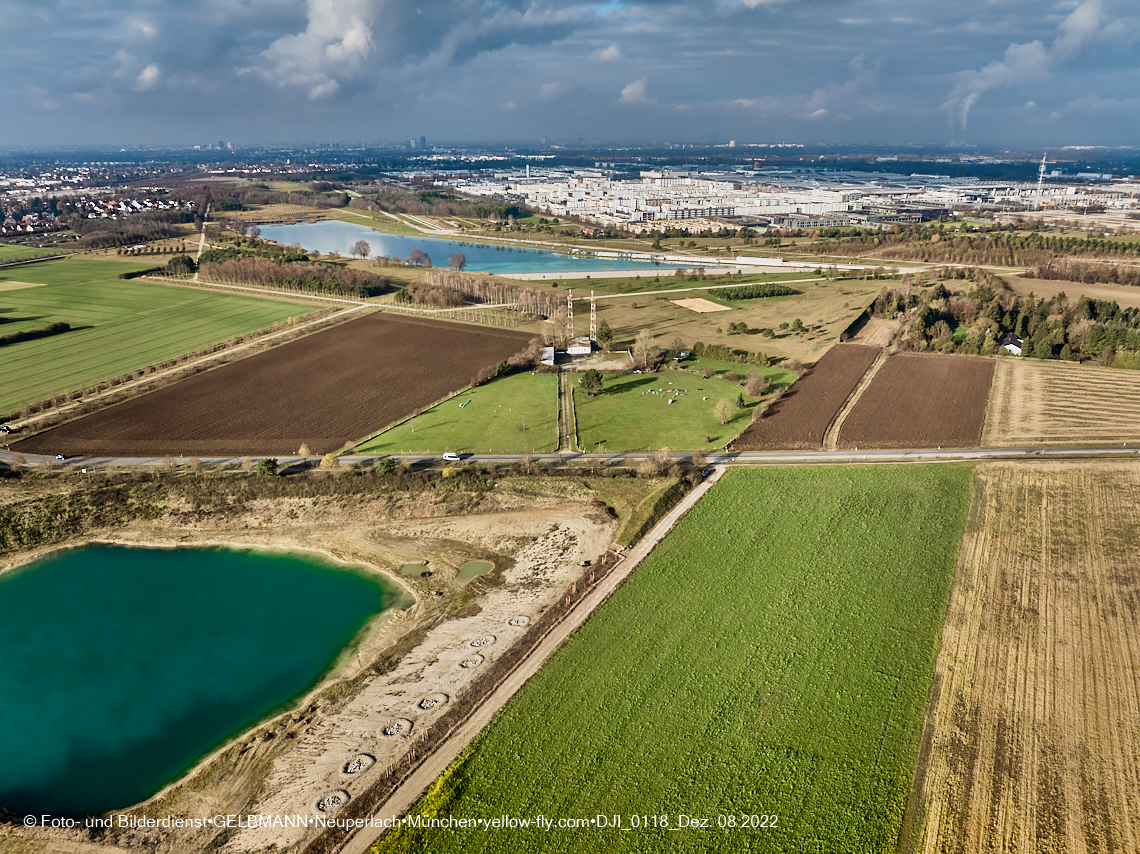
(357, 372), (559, 455)
(375, 465), (973, 854)
(0, 259), (306, 415)
(910, 462), (1140, 854)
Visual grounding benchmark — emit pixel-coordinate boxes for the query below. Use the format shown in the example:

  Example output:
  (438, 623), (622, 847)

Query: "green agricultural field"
(574, 364), (793, 451)
(0, 244), (59, 262)
(0, 259), (307, 415)
(375, 465), (973, 854)
(356, 372), (558, 455)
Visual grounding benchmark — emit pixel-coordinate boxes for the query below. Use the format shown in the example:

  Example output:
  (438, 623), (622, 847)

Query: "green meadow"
(573, 363), (794, 451)
(356, 372), (558, 455)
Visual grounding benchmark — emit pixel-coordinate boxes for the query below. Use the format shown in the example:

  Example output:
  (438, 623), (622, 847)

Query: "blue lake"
(256, 219), (687, 275)
(0, 544), (409, 817)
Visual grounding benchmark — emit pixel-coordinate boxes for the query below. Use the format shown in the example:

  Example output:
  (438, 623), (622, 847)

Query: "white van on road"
(442, 452), (461, 462)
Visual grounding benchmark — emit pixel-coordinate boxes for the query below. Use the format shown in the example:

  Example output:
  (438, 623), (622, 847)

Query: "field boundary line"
(330, 469), (724, 854)
(823, 347), (889, 451)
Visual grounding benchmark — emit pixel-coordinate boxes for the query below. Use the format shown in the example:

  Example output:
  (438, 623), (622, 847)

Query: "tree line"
(806, 225), (1140, 268)
(196, 256), (391, 299)
(71, 211), (194, 249)
(883, 267), (1140, 367)
(422, 270), (563, 318)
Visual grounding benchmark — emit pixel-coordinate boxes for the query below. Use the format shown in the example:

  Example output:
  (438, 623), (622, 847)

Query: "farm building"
(1000, 334), (1024, 356)
(567, 336), (593, 356)
(540, 346), (555, 366)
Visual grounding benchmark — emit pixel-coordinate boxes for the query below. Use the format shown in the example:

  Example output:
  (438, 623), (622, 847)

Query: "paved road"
(3, 445), (1140, 472)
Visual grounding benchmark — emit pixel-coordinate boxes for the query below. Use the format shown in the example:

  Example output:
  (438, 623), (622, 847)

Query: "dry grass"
(1007, 275), (1140, 310)
(984, 358), (1140, 446)
(907, 462), (1140, 854)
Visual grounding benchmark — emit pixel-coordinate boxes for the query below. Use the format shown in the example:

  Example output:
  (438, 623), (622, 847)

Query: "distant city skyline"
(1, 0), (1136, 148)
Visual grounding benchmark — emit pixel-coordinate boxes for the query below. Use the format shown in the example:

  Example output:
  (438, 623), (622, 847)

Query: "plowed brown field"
(907, 462), (1140, 854)
(985, 357), (1140, 446)
(836, 353), (994, 449)
(15, 313), (531, 456)
(730, 343), (880, 450)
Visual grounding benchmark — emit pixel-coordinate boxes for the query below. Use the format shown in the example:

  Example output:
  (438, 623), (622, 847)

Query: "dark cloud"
(0, 0), (1136, 146)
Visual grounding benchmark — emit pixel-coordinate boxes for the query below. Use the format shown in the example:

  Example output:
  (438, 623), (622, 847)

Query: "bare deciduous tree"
(351, 239), (371, 260)
(714, 398), (735, 424)
(632, 329), (659, 368)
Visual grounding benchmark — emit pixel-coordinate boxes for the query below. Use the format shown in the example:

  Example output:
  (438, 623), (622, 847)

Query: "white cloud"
(593, 43), (622, 61)
(617, 78), (648, 104)
(134, 63), (160, 91)
(253, 0), (373, 96)
(503, 100), (516, 110)
(942, 0), (1127, 142)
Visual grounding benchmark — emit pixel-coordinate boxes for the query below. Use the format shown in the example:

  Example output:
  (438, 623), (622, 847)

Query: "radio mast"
(1035, 153), (1047, 210)
(590, 291), (597, 342)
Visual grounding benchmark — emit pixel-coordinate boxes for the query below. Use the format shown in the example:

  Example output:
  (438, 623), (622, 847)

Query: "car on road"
(0, 424), (13, 434)
(55, 454), (66, 461)
(442, 452), (461, 462)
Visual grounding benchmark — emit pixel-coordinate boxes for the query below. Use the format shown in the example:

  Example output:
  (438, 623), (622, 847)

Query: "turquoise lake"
(256, 219), (688, 274)
(0, 544), (409, 817)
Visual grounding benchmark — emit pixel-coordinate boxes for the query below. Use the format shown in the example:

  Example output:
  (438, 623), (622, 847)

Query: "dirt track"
(15, 313), (531, 457)
(908, 462), (1140, 854)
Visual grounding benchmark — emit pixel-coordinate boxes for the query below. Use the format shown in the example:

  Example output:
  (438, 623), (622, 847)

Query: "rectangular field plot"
(984, 357), (1140, 446)
(0, 259), (306, 415)
(836, 353), (994, 449)
(356, 372), (558, 455)
(14, 313), (531, 457)
(377, 466), (973, 854)
(911, 463), (1140, 854)
(572, 367), (789, 451)
(731, 343), (880, 450)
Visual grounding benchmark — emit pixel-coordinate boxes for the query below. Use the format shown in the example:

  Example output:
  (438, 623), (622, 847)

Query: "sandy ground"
(1, 483), (618, 854)
(984, 357), (1140, 446)
(848, 316), (898, 347)
(671, 298), (730, 313)
(908, 462), (1140, 854)
(1008, 275), (1140, 310)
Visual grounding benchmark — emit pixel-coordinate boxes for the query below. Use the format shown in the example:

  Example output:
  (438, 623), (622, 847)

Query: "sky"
(0, 0), (1137, 148)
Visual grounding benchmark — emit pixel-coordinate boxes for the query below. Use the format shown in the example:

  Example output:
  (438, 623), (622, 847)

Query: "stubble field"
(836, 353), (995, 449)
(983, 358), (1140, 446)
(15, 313), (531, 457)
(730, 343), (880, 450)
(909, 462), (1140, 854)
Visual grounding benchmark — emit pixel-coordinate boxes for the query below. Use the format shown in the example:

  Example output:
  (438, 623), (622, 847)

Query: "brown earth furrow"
(835, 353), (994, 450)
(910, 463), (1140, 854)
(729, 343), (880, 450)
(14, 313), (532, 457)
